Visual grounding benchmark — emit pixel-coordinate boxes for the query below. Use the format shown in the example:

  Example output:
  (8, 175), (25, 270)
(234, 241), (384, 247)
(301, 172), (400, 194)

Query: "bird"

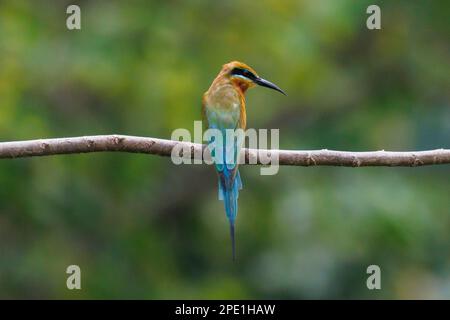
(202, 61), (285, 260)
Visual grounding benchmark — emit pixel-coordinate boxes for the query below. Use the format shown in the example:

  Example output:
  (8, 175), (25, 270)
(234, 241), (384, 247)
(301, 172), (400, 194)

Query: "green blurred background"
(0, 0), (449, 299)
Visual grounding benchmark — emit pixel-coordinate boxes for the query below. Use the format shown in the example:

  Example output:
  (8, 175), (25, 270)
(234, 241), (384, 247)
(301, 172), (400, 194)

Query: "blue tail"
(209, 127), (243, 260)
(218, 169), (242, 261)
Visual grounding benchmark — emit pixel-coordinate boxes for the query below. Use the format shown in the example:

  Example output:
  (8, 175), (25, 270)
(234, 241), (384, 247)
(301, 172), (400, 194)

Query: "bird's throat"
(231, 78), (250, 95)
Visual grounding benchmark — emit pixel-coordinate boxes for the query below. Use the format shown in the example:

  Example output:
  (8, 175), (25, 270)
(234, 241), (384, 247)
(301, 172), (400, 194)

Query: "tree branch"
(0, 134), (448, 167)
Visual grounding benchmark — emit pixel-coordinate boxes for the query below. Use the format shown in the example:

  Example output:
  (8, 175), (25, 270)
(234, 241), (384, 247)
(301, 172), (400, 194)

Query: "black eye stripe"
(231, 68), (256, 80)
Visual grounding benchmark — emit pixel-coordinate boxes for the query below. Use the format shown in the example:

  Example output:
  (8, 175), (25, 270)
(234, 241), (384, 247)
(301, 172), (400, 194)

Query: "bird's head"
(220, 61), (286, 95)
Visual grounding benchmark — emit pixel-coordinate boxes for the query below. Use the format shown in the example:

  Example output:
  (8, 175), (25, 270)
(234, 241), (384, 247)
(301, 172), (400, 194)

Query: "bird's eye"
(242, 70), (252, 78)
(231, 68), (255, 80)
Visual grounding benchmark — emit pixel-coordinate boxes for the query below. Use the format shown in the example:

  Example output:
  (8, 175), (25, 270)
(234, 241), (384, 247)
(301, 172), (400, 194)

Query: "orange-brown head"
(217, 61), (286, 95)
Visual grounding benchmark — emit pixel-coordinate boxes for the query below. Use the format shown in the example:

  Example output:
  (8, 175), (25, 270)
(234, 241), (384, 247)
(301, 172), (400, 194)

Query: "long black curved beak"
(254, 77), (286, 95)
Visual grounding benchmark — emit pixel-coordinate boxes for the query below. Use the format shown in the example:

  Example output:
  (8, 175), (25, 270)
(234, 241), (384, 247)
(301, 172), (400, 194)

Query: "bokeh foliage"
(0, 0), (449, 299)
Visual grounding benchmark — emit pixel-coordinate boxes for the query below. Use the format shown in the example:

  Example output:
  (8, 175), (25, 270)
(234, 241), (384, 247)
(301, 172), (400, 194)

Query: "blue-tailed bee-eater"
(202, 61), (285, 260)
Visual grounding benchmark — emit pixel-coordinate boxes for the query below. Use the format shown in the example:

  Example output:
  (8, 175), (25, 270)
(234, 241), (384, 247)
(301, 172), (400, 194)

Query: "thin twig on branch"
(0, 135), (449, 167)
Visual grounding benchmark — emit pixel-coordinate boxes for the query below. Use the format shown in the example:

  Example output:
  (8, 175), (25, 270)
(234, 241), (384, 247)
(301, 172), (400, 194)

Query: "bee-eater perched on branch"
(202, 61), (285, 260)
